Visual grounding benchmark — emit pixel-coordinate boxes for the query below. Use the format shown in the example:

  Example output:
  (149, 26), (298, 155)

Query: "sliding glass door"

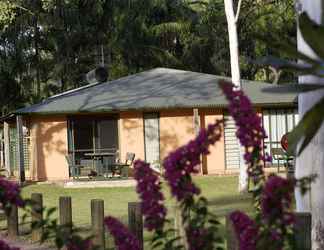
(68, 116), (119, 166)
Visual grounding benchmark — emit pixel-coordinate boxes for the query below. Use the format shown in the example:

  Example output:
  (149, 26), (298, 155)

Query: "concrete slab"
(63, 179), (136, 188)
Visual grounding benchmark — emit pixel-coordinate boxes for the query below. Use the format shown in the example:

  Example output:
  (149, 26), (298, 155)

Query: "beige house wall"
(25, 108), (236, 181)
(159, 109), (196, 161)
(200, 108), (226, 175)
(119, 112), (145, 163)
(29, 116), (69, 181)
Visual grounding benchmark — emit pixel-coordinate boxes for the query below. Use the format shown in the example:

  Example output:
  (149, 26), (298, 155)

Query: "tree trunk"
(224, 0), (241, 86)
(34, 15), (41, 97)
(295, 1), (324, 249)
(224, 0), (248, 193)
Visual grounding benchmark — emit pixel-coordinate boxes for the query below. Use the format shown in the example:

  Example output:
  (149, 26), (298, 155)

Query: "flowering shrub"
(261, 175), (294, 225)
(0, 177), (24, 213)
(220, 81), (305, 250)
(133, 160), (166, 232)
(229, 175), (296, 250)
(104, 216), (140, 250)
(66, 237), (93, 250)
(122, 119), (224, 250)
(230, 211), (259, 250)
(163, 120), (223, 202)
(0, 240), (19, 250)
(219, 81), (268, 185)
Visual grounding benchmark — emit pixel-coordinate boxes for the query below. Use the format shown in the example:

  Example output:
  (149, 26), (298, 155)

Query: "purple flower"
(230, 211), (259, 250)
(104, 216), (140, 250)
(186, 226), (209, 250)
(261, 175), (294, 226)
(133, 160), (167, 231)
(163, 120), (223, 201)
(0, 178), (24, 209)
(220, 81), (269, 183)
(67, 239), (92, 250)
(0, 240), (20, 250)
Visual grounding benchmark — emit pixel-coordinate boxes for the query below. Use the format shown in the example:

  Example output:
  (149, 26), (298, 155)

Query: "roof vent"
(85, 66), (108, 84)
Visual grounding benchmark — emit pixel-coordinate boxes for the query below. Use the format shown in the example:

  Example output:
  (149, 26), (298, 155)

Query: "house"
(0, 68), (298, 181)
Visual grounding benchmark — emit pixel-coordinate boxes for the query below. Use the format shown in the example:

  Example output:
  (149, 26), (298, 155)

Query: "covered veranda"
(67, 115), (120, 178)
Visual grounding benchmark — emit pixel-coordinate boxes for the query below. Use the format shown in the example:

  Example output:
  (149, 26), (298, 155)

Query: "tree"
(223, 0), (249, 192)
(295, 1), (324, 249)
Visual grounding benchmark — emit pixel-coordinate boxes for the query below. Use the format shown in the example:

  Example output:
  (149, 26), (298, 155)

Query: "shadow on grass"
(207, 194), (253, 218)
(208, 193), (252, 207)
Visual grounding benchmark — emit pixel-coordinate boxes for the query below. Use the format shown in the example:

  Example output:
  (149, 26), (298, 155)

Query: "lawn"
(19, 176), (252, 227)
(2, 176), (253, 248)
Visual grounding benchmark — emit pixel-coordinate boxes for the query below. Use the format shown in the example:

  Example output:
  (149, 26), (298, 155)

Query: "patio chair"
(110, 152), (135, 178)
(271, 148), (289, 173)
(0, 168), (9, 178)
(65, 154), (83, 179)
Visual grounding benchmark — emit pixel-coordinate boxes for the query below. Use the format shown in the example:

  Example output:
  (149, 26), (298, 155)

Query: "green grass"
(2, 176), (253, 248)
(19, 176), (252, 227)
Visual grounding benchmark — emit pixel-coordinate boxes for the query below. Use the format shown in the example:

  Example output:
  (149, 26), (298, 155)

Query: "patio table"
(84, 152), (117, 175)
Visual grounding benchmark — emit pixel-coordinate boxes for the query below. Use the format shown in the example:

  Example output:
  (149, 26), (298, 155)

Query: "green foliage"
(299, 12), (324, 59)
(21, 200), (95, 250)
(288, 97), (324, 155)
(0, 1), (17, 28)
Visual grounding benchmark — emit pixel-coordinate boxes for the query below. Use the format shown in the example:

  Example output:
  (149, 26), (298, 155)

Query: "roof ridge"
(48, 81), (107, 100)
(46, 68), (167, 102)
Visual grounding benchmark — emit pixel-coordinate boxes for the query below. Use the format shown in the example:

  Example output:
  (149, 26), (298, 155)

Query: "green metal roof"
(15, 68), (297, 115)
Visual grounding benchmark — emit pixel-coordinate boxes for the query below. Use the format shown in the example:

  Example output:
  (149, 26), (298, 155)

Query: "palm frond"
(150, 22), (190, 36)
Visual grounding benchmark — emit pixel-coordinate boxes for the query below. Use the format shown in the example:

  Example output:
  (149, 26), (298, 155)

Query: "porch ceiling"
(15, 68), (297, 115)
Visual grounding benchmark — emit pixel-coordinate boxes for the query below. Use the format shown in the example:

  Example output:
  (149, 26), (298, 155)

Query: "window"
(144, 113), (160, 167)
(224, 114), (240, 169)
(96, 119), (119, 150)
(263, 109), (299, 164)
(73, 120), (93, 150)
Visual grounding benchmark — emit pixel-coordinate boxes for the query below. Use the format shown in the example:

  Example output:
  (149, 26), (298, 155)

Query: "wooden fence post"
(294, 212), (311, 250)
(31, 193), (43, 243)
(174, 204), (188, 249)
(59, 196), (72, 235)
(128, 202), (143, 250)
(7, 205), (18, 239)
(91, 199), (105, 250)
(225, 214), (239, 250)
